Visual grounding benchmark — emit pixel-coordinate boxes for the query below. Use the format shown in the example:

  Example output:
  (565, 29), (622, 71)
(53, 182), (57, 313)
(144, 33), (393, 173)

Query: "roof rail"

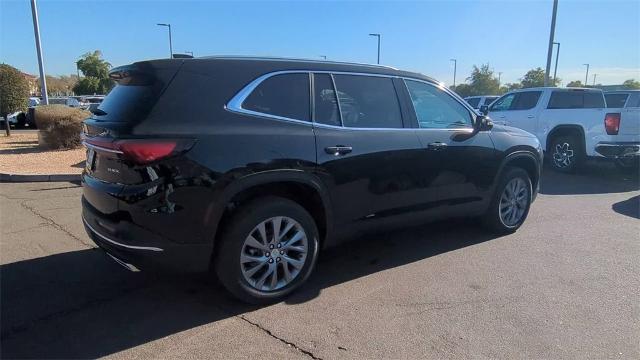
(199, 55), (399, 70)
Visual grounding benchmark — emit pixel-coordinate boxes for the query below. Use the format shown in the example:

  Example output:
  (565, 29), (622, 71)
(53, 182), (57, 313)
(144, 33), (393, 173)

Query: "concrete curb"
(0, 173), (81, 182)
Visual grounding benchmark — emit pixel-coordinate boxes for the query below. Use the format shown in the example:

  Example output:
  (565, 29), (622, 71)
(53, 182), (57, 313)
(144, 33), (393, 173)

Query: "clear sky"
(1, 0), (639, 86)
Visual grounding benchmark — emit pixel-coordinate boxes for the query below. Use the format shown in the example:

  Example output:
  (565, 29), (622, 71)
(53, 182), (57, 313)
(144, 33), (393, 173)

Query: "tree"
(38, 75), (78, 96)
(566, 80), (584, 87)
(451, 83), (473, 98)
(467, 64), (500, 95)
(622, 79), (640, 89)
(0, 64), (30, 136)
(73, 51), (114, 95)
(520, 67), (560, 88)
(499, 83), (522, 94)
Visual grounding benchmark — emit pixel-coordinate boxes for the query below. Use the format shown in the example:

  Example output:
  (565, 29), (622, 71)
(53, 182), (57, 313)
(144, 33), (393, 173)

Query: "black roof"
(186, 56), (439, 83)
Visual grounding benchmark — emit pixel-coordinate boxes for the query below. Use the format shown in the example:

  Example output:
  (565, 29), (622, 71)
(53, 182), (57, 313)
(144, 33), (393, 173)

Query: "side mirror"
(479, 104), (489, 115)
(475, 115), (493, 132)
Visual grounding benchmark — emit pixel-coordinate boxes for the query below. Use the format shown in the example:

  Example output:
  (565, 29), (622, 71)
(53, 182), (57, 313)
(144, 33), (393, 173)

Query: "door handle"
(527, 115), (535, 118)
(325, 145), (353, 156)
(427, 142), (448, 151)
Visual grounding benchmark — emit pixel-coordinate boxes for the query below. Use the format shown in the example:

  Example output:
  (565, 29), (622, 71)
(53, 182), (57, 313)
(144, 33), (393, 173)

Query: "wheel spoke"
(271, 217), (282, 243)
(269, 263), (279, 289)
(255, 264), (274, 289)
(278, 221), (295, 241)
(245, 235), (267, 250)
(284, 255), (304, 269)
(244, 262), (265, 277)
(241, 253), (265, 264)
(282, 262), (293, 282)
(257, 222), (267, 244)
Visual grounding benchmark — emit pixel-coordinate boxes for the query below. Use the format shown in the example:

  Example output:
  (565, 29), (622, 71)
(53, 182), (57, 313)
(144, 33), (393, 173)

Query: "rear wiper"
(91, 108), (107, 116)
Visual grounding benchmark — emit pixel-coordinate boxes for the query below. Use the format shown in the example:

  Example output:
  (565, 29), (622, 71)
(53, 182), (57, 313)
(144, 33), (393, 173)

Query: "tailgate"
(619, 108), (640, 135)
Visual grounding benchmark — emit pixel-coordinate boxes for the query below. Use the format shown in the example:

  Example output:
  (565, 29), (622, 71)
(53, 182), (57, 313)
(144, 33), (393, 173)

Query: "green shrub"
(35, 105), (90, 149)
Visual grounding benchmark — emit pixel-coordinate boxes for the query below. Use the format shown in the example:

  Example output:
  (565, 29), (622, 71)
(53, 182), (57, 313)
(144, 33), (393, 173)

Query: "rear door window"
(466, 97), (481, 108)
(313, 73), (341, 126)
(332, 75), (403, 128)
(512, 91), (542, 110)
(604, 94), (629, 108)
(243, 73), (310, 121)
(483, 97), (498, 106)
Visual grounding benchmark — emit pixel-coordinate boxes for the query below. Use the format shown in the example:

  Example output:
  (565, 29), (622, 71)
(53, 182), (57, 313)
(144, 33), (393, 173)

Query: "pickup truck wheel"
(215, 196), (319, 304)
(550, 135), (583, 173)
(482, 167), (532, 234)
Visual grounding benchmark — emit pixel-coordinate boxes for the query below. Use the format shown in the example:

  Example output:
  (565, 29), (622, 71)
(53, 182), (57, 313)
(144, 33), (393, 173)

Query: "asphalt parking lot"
(1, 161), (639, 359)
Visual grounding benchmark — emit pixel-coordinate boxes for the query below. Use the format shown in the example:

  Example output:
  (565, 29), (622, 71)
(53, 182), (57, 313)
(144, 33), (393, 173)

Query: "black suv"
(82, 57), (542, 303)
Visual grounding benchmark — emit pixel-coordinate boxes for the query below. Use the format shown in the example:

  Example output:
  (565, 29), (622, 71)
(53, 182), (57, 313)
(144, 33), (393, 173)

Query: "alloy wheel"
(552, 142), (574, 168)
(499, 177), (529, 227)
(240, 216), (308, 292)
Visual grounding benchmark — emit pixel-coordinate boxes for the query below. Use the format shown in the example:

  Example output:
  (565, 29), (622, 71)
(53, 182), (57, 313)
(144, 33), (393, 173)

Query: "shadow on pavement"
(612, 195), (640, 219)
(0, 219), (495, 359)
(540, 160), (639, 195)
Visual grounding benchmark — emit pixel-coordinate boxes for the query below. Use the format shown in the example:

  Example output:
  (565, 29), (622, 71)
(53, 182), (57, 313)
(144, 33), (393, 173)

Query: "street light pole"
(583, 63), (590, 87)
(450, 59), (457, 87)
(593, 73), (597, 86)
(498, 72), (503, 87)
(553, 42), (560, 86)
(544, 0), (558, 86)
(369, 33), (381, 64)
(30, 0), (48, 105)
(157, 23), (173, 59)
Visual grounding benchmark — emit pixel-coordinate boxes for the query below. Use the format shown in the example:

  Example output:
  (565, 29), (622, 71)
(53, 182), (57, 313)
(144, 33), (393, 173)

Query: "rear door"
(312, 73), (423, 227)
(487, 92), (516, 125)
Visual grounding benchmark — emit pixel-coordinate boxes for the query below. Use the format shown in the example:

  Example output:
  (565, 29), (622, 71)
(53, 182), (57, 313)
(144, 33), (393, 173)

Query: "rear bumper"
(82, 196), (213, 272)
(594, 142), (640, 159)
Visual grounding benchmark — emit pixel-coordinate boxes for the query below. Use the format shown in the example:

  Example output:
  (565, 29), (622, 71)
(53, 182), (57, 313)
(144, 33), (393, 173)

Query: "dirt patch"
(0, 132), (85, 175)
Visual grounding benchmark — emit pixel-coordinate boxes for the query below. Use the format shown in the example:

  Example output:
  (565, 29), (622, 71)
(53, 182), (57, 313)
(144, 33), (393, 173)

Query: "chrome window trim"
(225, 69), (474, 132)
(83, 216), (164, 252)
(329, 73), (345, 127)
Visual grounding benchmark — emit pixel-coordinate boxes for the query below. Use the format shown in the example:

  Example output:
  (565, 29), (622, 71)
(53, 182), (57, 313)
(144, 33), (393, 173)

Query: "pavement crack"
(237, 315), (322, 360)
(18, 199), (94, 248)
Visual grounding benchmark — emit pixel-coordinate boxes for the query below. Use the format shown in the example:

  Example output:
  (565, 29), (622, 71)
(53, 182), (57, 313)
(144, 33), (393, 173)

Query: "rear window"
(512, 91), (542, 110)
(243, 73), (310, 121)
(95, 85), (157, 122)
(548, 91), (605, 109)
(605, 94), (629, 108)
(466, 98), (481, 108)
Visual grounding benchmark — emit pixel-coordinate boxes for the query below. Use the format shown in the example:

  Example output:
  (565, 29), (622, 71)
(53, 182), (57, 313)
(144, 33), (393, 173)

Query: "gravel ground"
(0, 132), (85, 175)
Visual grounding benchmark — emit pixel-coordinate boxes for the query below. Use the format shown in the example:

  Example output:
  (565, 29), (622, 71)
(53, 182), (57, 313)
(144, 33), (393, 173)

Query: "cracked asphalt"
(1, 161), (639, 359)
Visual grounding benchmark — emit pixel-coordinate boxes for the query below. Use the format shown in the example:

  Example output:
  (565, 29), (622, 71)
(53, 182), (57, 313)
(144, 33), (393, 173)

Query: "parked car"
(67, 96), (89, 109)
(482, 87), (635, 172)
(82, 57), (542, 303)
(603, 90), (640, 170)
(464, 95), (499, 109)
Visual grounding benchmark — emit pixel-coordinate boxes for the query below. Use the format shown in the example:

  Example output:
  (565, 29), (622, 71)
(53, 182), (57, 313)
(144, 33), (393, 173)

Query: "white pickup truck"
(482, 87), (639, 172)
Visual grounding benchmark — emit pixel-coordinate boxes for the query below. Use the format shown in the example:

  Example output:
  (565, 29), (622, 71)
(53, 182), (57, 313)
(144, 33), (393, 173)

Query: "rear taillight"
(84, 138), (194, 164)
(604, 113), (621, 135)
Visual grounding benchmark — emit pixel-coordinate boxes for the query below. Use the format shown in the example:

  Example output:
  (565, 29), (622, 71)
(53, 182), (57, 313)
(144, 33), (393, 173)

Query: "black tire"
(482, 167), (532, 234)
(548, 135), (584, 173)
(215, 196), (319, 304)
(16, 113), (26, 129)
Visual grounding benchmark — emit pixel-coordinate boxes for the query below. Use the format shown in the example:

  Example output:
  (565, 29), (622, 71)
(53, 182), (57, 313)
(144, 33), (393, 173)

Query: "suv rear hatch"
(82, 60), (184, 213)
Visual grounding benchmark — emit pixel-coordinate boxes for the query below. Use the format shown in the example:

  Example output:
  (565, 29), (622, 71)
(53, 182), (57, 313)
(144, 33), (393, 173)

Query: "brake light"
(84, 138), (194, 164)
(604, 113), (621, 135)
